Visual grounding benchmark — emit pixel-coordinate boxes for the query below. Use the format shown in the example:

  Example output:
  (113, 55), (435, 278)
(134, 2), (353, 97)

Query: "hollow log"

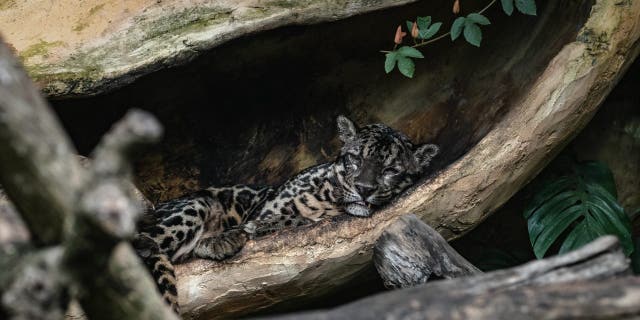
(1, 0), (640, 319)
(262, 236), (637, 320)
(373, 214), (481, 289)
(166, 2), (639, 318)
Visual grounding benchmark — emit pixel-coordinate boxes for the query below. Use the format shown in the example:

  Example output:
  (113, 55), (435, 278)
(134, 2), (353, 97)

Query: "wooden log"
(262, 236), (636, 320)
(267, 277), (640, 320)
(373, 214), (481, 289)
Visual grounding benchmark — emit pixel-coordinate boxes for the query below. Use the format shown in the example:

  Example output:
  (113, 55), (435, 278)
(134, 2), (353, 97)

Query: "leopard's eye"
(345, 154), (360, 169)
(383, 167), (400, 177)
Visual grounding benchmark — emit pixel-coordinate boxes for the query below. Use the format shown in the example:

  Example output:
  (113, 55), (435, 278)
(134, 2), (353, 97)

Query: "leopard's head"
(335, 115), (439, 217)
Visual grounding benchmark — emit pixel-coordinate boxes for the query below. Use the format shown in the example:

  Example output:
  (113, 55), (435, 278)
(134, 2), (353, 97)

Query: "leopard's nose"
(355, 183), (375, 197)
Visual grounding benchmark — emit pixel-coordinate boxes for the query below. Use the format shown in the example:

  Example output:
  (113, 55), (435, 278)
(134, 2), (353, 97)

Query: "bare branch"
(0, 38), (85, 245)
(62, 110), (176, 320)
(1, 247), (68, 320)
(91, 109), (163, 179)
(0, 39), (176, 320)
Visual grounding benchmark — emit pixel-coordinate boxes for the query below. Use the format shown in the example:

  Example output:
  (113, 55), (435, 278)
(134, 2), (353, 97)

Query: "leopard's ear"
(414, 143), (439, 169)
(337, 115), (357, 143)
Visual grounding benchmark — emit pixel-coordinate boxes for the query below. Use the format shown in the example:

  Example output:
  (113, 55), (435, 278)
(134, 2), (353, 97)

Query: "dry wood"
(0, 39), (177, 320)
(373, 214), (481, 289)
(0, 247), (67, 320)
(262, 236), (636, 320)
(62, 110), (176, 320)
(0, 36), (84, 245)
(268, 277), (640, 320)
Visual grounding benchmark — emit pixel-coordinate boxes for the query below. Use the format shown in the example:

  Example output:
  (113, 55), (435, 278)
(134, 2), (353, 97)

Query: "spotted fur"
(133, 115), (439, 313)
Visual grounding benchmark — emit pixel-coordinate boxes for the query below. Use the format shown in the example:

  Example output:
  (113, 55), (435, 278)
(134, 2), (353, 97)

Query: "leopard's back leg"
(190, 185), (275, 259)
(191, 228), (248, 260)
(133, 185), (274, 312)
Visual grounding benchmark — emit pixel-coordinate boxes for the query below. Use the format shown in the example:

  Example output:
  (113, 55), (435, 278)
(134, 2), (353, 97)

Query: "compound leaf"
(451, 17), (466, 41)
(463, 21), (482, 47)
(501, 0), (514, 15)
(515, 0), (537, 16)
(384, 51), (398, 73)
(397, 46), (424, 59)
(397, 56), (415, 78)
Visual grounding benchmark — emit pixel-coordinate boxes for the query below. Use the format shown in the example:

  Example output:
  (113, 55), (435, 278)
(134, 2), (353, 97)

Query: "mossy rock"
(0, 0), (417, 97)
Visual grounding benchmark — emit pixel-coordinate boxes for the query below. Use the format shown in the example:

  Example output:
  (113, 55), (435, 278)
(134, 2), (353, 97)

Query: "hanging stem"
(381, 0), (498, 53)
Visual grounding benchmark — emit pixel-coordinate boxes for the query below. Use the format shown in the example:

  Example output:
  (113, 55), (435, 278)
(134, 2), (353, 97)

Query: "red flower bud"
(411, 21), (419, 38)
(394, 25), (407, 44)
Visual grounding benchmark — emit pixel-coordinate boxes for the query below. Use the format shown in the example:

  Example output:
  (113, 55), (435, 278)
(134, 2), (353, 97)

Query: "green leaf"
(527, 190), (578, 243)
(523, 177), (573, 219)
(384, 52), (398, 73)
(515, 0), (537, 15)
(417, 16), (432, 31)
(532, 205), (582, 258)
(420, 22), (442, 39)
(525, 161), (633, 259)
(473, 247), (532, 272)
(397, 46), (424, 59)
(575, 161), (617, 198)
(501, 0), (514, 15)
(397, 56), (415, 78)
(463, 21), (482, 47)
(467, 13), (491, 25)
(451, 17), (466, 41)
(406, 20), (413, 32)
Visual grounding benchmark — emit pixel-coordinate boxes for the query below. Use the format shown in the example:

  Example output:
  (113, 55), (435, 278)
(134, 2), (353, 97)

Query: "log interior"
(51, 0), (592, 203)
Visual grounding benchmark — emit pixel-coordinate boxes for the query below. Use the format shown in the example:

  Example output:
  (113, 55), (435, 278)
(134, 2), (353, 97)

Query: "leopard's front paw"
(243, 221), (257, 239)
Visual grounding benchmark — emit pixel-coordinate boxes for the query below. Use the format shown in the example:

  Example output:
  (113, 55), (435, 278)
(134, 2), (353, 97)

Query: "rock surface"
(0, 0), (417, 97)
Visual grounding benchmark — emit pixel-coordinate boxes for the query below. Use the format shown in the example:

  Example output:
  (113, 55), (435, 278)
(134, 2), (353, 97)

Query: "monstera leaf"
(524, 161), (632, 258)
(472, 247), (533, 272)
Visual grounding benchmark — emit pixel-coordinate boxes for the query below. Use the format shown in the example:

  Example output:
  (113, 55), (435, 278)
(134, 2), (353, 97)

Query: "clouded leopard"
(133, 115), (439, 312)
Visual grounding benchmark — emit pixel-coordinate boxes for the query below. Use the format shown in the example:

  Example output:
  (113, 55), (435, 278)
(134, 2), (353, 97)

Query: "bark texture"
(0, 40), (177, 320)
(264, 236), (636, 320)
(373, 215), (481, 289)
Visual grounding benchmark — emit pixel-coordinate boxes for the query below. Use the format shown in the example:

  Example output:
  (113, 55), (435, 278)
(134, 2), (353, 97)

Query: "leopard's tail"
(133, 236), (180, 314)
(146, 252), (179, 313)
